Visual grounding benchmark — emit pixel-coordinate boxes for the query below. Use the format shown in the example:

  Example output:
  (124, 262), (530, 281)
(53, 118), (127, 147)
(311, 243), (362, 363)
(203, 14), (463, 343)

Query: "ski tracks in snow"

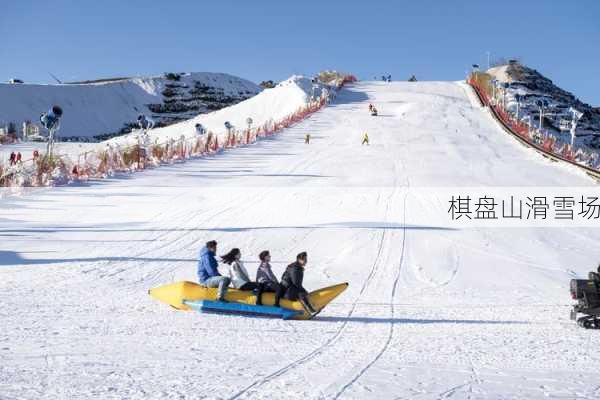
(228, 187), (397, 400)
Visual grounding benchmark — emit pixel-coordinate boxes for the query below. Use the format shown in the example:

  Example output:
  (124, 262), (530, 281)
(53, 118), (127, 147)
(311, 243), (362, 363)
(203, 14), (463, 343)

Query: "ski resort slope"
(2, 81), (600, 400)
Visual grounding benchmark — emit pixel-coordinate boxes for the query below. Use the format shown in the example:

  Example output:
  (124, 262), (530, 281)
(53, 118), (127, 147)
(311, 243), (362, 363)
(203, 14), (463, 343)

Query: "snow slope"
(1, 81), (600, 399)
(108, 75), (328, 148)
(0, 76), (320, 164)
(0, 72), (260, 139)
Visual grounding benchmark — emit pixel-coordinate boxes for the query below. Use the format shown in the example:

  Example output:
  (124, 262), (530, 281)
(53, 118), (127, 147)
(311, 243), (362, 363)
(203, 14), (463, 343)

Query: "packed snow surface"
(2, 81), (600, 399)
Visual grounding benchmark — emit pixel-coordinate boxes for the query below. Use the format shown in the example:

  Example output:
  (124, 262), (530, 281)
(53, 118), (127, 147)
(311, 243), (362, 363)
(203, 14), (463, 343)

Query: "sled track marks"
(228, 191), (395, 400)
(329, 190), (408, 399)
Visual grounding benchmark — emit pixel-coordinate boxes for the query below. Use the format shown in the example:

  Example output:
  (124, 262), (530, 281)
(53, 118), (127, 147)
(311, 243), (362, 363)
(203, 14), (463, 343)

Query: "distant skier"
(281, 252), (317, 315)
(197, 240), (231, 302)
(362, 132), (370, 146)
(387, 74), (392, 82)
(305, 133), (311, 144)
(195, 123), (205, 136)
(368, 103), (374, 113)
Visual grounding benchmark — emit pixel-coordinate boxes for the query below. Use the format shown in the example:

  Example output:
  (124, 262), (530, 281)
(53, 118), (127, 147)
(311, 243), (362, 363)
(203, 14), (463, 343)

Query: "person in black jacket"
(281, 252), (317, 314)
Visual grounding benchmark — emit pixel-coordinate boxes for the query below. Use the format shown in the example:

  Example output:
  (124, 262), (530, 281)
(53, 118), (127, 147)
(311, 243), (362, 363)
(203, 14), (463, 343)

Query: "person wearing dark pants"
(256, 250), (285, 306)
(281, 252), (317, 314)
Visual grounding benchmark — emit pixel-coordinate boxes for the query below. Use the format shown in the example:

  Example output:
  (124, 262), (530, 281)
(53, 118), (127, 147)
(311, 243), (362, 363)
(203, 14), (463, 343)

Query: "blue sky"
(2, 0), (599, 105)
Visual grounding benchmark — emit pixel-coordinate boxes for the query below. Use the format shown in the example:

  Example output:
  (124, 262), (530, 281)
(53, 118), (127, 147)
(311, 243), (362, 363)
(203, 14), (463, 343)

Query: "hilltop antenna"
(48, 72), (62, 84)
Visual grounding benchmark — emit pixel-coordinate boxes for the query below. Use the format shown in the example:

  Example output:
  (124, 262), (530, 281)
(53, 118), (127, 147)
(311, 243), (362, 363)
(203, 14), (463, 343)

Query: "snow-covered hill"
(0, 75), (327, 164)
(487, 63), (600, 148)
(2, 81), (600, 399)
(0, 72), (261, 140)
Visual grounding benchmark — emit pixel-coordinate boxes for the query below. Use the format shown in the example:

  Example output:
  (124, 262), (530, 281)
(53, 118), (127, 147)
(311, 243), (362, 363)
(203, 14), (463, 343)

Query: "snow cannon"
(40, 106), (63, 131)
(137, 114), (154, 130)
(148, 281), (349, 320)
(570, 265), (600, 329)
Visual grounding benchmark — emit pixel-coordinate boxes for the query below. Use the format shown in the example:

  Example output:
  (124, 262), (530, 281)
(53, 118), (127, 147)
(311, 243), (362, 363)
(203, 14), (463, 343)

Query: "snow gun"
(40, 106), (63, 131)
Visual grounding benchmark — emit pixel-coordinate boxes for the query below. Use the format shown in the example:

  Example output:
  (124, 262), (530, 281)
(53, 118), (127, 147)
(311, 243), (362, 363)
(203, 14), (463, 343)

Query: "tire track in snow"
(228, 189), (395, 400)
(329, 188), (409, 399)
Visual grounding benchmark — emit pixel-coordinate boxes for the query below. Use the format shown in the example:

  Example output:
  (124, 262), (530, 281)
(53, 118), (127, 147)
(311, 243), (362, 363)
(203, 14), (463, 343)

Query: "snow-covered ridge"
(487, 63), (600, 148)
(110, 75), (329, 147)
(0, 72), (261, 140)
(1, 74), (351, 187)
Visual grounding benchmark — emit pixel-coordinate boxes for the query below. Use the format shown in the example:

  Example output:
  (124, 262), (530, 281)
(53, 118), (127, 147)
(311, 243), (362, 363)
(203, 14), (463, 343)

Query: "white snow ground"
(1, 81), (600, 400)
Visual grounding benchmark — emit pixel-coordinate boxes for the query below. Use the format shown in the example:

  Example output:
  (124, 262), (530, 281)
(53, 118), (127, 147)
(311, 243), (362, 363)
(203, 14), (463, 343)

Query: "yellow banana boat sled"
(149, 281), (348, 320)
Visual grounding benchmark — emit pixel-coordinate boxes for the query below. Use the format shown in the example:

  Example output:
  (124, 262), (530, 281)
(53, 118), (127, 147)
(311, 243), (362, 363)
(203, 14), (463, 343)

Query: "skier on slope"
(362, 132), (370, 146)
(305, 133), (311, 144)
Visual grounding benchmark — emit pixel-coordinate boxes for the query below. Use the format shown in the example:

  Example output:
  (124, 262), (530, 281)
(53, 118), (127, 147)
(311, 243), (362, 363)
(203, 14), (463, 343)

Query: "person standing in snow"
(305, 133), (311, 144)
(16, 152), (22, 164)
(221, 248), (264, 304)
(9, 152), (16, 166)
(362, 132), (370, 146)
(197, 240), (230, 302)
(281, 252), (317, 315)
(256, 250), (285, 307)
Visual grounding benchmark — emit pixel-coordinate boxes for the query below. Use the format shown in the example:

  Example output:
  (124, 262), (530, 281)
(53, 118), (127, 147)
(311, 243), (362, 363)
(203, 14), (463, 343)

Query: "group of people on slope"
(197, 240), (317, 315)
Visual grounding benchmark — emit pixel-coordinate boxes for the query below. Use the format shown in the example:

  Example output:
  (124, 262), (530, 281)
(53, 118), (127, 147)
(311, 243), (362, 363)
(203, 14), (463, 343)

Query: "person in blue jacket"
(197, 240), (230, 301)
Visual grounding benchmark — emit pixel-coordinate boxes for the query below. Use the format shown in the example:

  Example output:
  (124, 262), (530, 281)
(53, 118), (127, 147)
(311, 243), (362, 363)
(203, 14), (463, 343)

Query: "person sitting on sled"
(281, 252), (317, 315)
(197, 240), (230, 302)
(256, 250), (285, 307)
(221, 248), (264, 303)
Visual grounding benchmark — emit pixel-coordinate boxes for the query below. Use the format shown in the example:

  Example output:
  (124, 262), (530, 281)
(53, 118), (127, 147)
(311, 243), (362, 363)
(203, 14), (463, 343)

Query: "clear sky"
(2, 0), (599, 105)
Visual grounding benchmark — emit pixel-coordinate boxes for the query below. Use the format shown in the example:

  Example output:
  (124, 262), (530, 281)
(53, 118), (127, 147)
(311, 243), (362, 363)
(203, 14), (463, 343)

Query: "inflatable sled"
(148, 281), (348, 320)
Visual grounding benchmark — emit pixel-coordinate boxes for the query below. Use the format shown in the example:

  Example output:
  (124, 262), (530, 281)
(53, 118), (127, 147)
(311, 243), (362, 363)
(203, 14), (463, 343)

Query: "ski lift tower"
(514, 94), (522, 120)
(536, 99), (549, 131)
(568, 107), (584, 147)
(40, 106), (63, 157)
(490, 79), (498, 105)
